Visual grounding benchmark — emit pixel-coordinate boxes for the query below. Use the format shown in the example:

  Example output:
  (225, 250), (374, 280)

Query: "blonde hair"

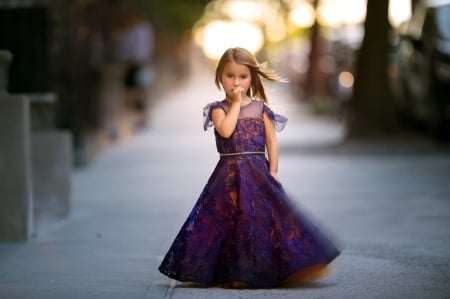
(214, 47), (285, 104)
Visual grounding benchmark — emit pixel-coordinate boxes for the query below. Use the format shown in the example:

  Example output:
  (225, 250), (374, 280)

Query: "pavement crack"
(164, 279), (176, 299)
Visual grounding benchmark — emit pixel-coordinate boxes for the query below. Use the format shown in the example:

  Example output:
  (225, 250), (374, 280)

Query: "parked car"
(392, 0), (450, 139)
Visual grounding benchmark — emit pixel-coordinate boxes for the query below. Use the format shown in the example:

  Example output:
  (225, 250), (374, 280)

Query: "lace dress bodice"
(203, 100), (287, 155)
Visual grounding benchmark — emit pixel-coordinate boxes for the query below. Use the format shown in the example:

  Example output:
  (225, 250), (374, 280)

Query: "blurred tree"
(305, 0), (327, 100)
(131, 0), (208, 81)
(346, 0), (399, 137)
(134, 0), (207, 36)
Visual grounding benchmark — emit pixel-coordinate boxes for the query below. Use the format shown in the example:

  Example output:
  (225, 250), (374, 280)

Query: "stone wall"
(0, 48), (72, 241)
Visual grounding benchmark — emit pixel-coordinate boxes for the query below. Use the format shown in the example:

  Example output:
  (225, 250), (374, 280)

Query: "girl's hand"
(270, 172), (280, 183)
(229, 86), (244, 104)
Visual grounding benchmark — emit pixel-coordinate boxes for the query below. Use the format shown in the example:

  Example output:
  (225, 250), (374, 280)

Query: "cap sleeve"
(202, 101), (223, 131)
(263, 104), (288, 132)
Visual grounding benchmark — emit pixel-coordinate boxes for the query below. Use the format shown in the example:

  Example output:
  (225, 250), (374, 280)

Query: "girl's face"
(220, 61), (251, 97)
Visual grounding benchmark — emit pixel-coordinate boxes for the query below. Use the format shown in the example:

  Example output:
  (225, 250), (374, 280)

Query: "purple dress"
(158, 100), (340, 288)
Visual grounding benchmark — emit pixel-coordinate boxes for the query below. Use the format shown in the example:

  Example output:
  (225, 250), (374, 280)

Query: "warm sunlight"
(199, 20), (264, 59)
(389, 0), (412, 27)
(317, 0), (367, 27)
(221, 0), (266, 22)
(289, 1), (316, 28)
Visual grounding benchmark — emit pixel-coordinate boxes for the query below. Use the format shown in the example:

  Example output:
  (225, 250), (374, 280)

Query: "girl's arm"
(264, 111), (280, 182)
(211, 102), (240, 138)
(212, 87), (244, 138)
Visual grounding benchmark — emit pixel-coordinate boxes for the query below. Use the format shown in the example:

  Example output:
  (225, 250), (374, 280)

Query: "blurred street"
(1, 57), (450, 299)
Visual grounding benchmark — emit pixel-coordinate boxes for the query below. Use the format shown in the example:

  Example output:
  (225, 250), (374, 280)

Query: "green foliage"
(134, 0), (208, 34)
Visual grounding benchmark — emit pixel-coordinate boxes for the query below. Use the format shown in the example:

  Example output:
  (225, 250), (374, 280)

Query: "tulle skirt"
(159, 154), (341, 288)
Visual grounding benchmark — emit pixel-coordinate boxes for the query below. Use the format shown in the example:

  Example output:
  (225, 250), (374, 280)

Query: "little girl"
(159, 47), (340, 288)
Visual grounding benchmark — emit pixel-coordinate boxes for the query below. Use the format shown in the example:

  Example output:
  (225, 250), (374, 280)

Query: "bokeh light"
(339, 71), (354, 88)
(198, 20), (264, 59)
(289, 1), (316, 28)
(389, 0), (412, 28)
(193, 0), (414, 61)
(221, 0), (266, 22)
(317, 0), (367, 27)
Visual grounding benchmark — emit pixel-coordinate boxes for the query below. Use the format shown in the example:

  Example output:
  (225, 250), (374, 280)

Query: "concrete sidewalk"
(1, 59), (450, 299)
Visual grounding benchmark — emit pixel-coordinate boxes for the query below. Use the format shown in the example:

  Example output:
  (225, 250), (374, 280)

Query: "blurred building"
(0, 0), (209, 165)
(0, 0), (157, 165)
(0, 0), (97, 164)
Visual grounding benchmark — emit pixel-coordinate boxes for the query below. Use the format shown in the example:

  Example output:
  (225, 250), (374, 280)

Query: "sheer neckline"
(203, 100), (287, 132)
(222, 99), (258, 108)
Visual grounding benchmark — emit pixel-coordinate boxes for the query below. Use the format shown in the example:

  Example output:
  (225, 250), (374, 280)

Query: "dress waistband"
(219, 151), (265, 157)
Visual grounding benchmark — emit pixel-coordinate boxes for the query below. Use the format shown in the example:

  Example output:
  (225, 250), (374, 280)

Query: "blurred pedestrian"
(114, 8), (154, 129)
(159, 47), (341, 288)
